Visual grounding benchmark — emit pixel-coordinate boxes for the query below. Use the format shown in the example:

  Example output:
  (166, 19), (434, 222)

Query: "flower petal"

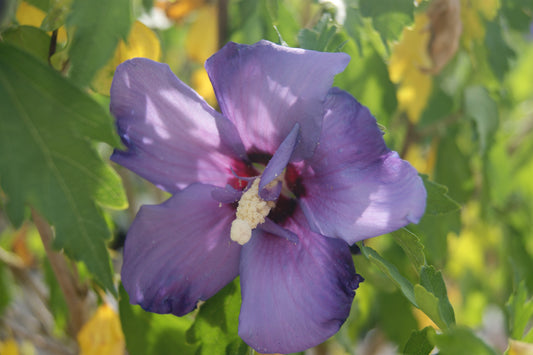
(110, 58), (244, 193)
(205, 40), (350, 160)
(121, 183), (241, 316)
(238, 211), (361, 354)
(300, 88), (426, 244)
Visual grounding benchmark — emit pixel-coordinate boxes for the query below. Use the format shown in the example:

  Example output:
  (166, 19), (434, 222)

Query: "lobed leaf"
(119, 286), (197, 355)
(360, 245), (417, 307)
(0, 43), (126, 292)
(186, 279), (248, 355)
(67, 0), (132, 87)
(403, 327), (435, 355)
(391, 228), (426, 271)
(421, 174), (461, 216)
(430, 327), (499, 355)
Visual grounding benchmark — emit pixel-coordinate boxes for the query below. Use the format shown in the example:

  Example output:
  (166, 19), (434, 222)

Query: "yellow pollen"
(230, 179), (275, 245)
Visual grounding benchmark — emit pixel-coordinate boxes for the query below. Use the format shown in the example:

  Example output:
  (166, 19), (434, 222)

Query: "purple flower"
(111, 40), (426, 353)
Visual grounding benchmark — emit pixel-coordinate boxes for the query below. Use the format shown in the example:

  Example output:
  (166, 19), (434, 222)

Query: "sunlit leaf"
(15, 1), (68, 42)
(430, 327), (499, 355)
(165, 0), (205, 21)
(186, 279), (248, 355)
(0, 43), (127, 291)
(185, 4), (218, 63)
(419, 266), (455, 328)
(191, 68), (217, 107)
(15, 1), (46, 27)
(359, 0), (414, 43)
(92, 21), (161, 95)
(388, 13), (432, 123)
(506, 281), (533, 341)
(460, 0), (500, 47)
(119, 285), (197, 355)
(298, 13), (338, 52)
(77, 304), (125, 355)
(0, 338), (19, 355)
(507, 339), (533, 355)
(67, 0), (132, 87)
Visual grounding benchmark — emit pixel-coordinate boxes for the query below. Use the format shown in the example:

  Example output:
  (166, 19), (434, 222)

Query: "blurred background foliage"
(1, 0), (533, 354)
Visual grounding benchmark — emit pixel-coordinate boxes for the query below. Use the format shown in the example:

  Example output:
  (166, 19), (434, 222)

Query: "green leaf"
(502, 0), (533, 32)
(413, 266), (455, 330)
(360, 245), (417, 307)
(67, 0), (132, 87)
(2, 26), (51, 63)
(359, 0), (414, 43)
(0, 43), (127, 292)
(391, 228), (426, 271)
(430, 327), (499, 355)
(418, 86), (455, 128)
(186, 279), (248, 355)
(0, 262), (11, 315)
(421, 174), (461, 216)
(298, 13), (338, 52)
(485, 19), (516, 82)
(464, 86), (499, 153)
(119, 285), (197, 355)
(414, 285), (446, 329)
(403, 327), (435, 355)
(506, 281), (533, 341)
(419, 266), (455, 328)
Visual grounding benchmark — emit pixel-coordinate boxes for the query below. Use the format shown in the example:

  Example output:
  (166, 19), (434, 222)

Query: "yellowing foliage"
(16, 1), (67, 43)
(507, 340), (533, 355)
(404, 140), (438, 176)
(185, 4), (218, 64)
(460, 0), (500, 47)
(162, 0), (205, 21)
(388, 13), (432, 123)
(0, 338), (19, 355)
(92, 21), (161, 95)
(77, 304), (125, 355)
(191, 68), (217, 107)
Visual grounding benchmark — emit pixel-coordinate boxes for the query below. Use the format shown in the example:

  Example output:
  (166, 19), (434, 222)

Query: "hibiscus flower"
(111, 40), (426, 353)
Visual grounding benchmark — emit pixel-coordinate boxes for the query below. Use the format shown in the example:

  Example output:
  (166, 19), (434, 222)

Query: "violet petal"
(300, 88), (427, 244)
(121, 183), (241, 316)
(205, 40), (350, 161)
(110, 58), (242, 193)
(238, 210), (360, 353)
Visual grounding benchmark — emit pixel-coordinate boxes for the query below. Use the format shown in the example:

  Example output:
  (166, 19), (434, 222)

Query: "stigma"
(230, 178), (275, 245)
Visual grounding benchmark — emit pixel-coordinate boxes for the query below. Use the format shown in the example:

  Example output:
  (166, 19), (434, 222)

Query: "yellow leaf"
(388, 13), (432, 123)
(191, 67), (217, 107)
(77, 304), (125, 355)
(92, 21), (161, 95)
(508, 340), (533, 355)
(460, 0), (500, 47)
(404, 140), (438, 176)
(162, 0), (205, 21)
(0, 338), (19, 355)
(15, 1), (68, 43)
(16, 1), (44, 27)
(16, 1), (68, 42)
(185, 4), (218, 63)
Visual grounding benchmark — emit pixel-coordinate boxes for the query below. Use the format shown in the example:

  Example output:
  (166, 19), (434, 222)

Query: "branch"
(31, 208), (89, 337)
